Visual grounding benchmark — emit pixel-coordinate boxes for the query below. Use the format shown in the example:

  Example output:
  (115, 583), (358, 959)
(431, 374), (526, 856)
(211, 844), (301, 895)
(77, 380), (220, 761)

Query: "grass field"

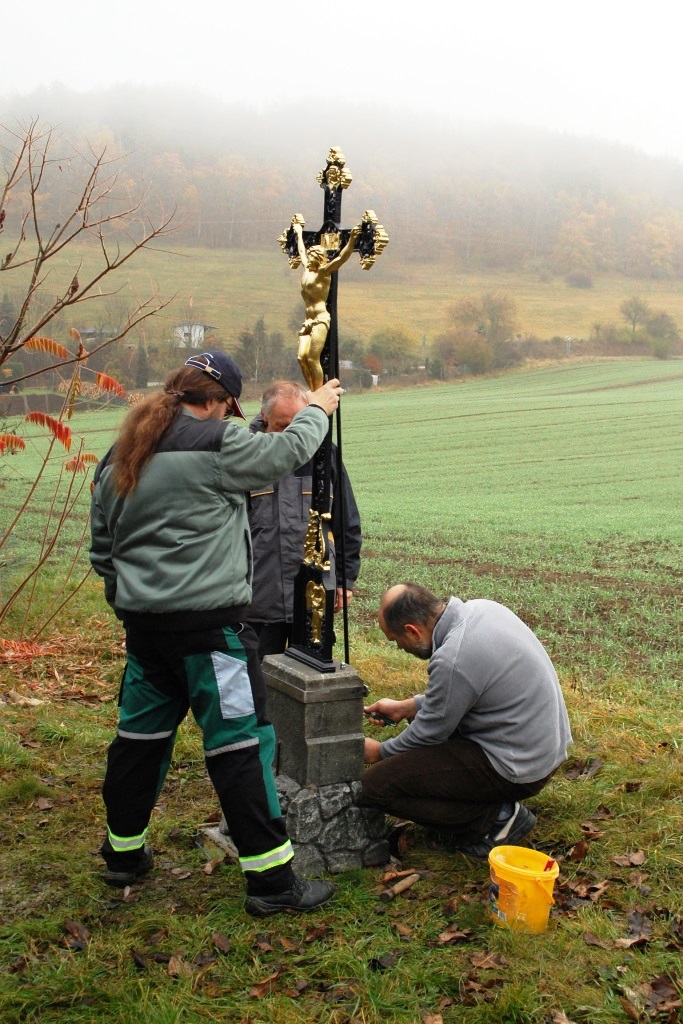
(7, 237), (683, 348)
(137, 247), (683, 343)
(1, 360), (682, 1023)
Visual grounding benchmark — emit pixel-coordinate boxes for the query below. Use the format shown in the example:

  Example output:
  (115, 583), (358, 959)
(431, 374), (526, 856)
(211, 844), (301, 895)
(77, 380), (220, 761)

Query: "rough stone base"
(216, 774), (389, 877)
(277, 774), (389, 876)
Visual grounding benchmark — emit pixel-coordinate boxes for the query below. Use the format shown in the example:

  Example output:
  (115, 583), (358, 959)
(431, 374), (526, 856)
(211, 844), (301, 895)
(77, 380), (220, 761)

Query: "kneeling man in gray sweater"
(360, 582), (572, 857)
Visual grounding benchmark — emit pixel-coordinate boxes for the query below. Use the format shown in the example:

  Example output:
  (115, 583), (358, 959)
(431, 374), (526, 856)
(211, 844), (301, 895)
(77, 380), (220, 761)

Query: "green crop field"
(1, 359), (682, 1024)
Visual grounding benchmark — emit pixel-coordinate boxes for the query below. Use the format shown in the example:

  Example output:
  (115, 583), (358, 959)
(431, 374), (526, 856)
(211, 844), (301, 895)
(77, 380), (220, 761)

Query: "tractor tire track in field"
(361, 547), (682, 597)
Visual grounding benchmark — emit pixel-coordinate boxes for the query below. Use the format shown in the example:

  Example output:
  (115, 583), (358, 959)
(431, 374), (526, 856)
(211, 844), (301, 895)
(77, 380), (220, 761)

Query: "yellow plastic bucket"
(488, 845), (559, 934)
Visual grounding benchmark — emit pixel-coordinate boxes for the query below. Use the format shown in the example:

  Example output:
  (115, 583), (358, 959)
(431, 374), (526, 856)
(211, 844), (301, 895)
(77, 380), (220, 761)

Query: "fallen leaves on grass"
(584, 910), (654, 951)
(303, 922), (330, 943)
(249, 968), (284, 998)
(167, 956), (193, 978)
(564, 757), (604, 780)
(64, 919), (90, 950)
(568, 839), (590, 862)
(619, 973), (681, 1020)
(580, 820), (606, 840)
(281, 978), (310, 999)
(614, 910), (653, 949)
(4, 689), (44, 707)
(192, 952), (218, 968)
(211, 931), (231, 954)
(321, 982), (360, 1005)
(564, 877), (610, 902)
(612, 850), (647, 867)
(583, 931), (611, 949)
(170, 867), (192, 880)
(131, 949), (173, 970)
(368, 952), (400, 972)
(0, 629), (124, 702)
(4, 956), (31, 974)
(470, 950), (508, 970)
(437, 923), (473, 945)
(442, 896), (460, 915)
(461, 976), (507, 1004)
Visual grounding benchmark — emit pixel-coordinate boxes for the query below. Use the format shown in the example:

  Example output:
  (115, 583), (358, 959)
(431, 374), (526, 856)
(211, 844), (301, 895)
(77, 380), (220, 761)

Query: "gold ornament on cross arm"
(358, 210), (389, 269)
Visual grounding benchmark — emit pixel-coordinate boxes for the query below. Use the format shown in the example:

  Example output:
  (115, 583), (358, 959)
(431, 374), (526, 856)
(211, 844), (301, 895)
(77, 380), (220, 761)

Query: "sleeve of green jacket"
(217, 405), (329, 493)
(89, 452), (120, 610)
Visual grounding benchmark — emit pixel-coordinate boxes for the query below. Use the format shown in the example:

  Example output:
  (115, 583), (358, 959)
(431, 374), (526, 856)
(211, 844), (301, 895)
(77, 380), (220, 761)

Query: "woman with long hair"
(90, 351), (342, 916)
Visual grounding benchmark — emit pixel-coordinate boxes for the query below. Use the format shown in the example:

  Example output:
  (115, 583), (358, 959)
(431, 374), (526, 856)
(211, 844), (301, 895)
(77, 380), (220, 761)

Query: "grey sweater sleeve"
(379, 644), (476, 759)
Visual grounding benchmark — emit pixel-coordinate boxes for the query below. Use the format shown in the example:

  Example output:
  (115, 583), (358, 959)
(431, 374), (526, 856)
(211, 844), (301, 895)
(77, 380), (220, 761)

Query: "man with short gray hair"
(246, 379), (362, 657)
(361, 582), (572, 857)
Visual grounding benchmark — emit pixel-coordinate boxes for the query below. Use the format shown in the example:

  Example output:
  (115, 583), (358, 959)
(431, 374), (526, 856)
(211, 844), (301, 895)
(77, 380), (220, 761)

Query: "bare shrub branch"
(1, 118), (176, 378)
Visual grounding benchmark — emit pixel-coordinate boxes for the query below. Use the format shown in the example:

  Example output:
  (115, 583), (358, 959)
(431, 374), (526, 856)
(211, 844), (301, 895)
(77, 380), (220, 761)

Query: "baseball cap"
(184, 351), (246, 419)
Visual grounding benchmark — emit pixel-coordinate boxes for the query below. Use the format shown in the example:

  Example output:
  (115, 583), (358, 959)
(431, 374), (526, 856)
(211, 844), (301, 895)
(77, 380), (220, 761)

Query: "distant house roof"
(173, 321), (219, 330)
(172, 322), (220, 349)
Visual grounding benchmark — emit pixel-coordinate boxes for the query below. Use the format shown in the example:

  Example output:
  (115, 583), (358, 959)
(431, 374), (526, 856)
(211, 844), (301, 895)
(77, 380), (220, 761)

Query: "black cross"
(278, 148), (388, 671)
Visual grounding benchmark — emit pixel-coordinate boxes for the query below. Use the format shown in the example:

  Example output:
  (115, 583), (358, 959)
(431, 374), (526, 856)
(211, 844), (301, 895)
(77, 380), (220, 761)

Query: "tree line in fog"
(3, 86), (683, 279)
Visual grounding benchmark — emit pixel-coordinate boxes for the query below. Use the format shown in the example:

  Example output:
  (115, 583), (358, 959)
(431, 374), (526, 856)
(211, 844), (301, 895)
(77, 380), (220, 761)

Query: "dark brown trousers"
(359, 737), (552, 842)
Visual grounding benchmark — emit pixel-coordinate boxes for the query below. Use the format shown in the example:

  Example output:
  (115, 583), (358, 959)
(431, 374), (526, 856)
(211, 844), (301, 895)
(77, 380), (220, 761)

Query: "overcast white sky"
(4, 0), (682, 162)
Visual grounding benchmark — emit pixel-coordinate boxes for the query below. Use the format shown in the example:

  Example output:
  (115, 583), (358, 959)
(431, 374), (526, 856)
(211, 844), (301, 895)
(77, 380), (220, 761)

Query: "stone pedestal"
(262, 654), (389, 874)
(263, 654), (365, 786)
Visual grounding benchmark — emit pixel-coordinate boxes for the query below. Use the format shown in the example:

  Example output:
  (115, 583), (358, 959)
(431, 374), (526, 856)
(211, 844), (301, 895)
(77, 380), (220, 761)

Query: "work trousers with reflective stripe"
(102, 619), (295, 894)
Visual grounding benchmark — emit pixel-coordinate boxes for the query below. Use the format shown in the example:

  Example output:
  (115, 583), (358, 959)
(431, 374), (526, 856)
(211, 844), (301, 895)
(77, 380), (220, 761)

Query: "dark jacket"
(246, 414), (362, 624)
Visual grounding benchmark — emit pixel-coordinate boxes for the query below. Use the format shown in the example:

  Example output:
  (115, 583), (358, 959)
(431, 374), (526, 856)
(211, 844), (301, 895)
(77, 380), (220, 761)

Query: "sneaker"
(103, 845), (154, 888)
(385, 820), (413, 859)
(456, 803), (537, 859)
(244, 876), (336, 917)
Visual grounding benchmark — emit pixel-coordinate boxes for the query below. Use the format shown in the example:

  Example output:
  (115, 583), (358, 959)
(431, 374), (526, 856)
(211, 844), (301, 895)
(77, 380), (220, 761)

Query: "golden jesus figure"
(292, 217), (361, 391)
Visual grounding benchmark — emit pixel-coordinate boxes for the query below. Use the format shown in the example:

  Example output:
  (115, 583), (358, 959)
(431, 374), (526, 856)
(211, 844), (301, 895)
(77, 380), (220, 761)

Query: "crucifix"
(278, 148), (388, 671)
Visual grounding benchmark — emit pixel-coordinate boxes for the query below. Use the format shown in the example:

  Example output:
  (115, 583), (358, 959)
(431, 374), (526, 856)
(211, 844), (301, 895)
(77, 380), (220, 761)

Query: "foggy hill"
(3, 85), (683, 277)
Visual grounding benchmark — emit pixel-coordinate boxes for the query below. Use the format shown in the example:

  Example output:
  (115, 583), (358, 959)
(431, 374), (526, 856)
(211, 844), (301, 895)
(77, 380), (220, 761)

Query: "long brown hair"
(113, 366), (227, 497)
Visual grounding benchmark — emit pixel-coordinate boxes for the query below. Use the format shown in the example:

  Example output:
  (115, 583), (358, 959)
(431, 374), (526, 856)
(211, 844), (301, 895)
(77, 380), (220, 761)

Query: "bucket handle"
(533, 877), (556, 906)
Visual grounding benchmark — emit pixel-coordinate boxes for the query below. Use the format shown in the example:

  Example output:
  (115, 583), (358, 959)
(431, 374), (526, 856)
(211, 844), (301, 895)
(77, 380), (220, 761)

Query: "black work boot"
(244, 876), (336, 917)
(103, 844), (154, 888)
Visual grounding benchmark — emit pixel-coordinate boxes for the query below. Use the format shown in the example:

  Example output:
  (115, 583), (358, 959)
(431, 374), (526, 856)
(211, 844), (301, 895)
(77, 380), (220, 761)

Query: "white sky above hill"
(4, 0), (682, 163)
